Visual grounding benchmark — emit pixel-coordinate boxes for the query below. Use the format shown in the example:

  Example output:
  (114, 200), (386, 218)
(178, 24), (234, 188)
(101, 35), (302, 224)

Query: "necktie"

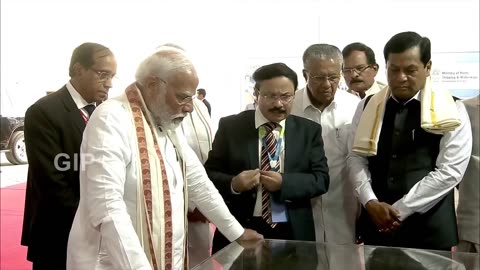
(260, 122), (279, 228)
(83, 104), (96, 117)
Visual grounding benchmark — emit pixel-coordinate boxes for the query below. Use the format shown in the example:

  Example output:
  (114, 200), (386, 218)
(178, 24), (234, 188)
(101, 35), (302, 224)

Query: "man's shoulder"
(95, 95), (129, 117)
(27, 86), (68, 115)
(336, 89), (361, 104)
(288, 114), (321, 130)
(223, 110), (254, 120)
(462, 96), (479, 108)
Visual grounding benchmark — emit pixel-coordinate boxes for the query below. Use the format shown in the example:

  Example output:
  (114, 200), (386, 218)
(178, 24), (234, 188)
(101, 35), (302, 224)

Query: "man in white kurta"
(67, 47), (261, 270)
(293, 44), (360, 245)
(292, 87), (360, 244)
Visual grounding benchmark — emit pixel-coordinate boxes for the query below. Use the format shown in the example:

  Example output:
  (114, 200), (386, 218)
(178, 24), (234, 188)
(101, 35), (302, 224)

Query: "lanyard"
(259, 125), (285, 166)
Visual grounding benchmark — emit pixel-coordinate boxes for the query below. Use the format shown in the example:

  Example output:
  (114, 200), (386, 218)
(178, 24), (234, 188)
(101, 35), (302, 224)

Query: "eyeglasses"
(176, 94), (197, 105)
(306, 72), (341, 84)
(157, 78), (197, 106)
(91, 68), (115, 81)
(342, 65), (372, 75)
(259, 94), (294, 103)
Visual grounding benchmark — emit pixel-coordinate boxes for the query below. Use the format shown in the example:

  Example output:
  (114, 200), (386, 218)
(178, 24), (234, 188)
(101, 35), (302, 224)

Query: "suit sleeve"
(24, 104), (77, 208)
(279, 122), (330, 201)
(204, 117), (236, 199)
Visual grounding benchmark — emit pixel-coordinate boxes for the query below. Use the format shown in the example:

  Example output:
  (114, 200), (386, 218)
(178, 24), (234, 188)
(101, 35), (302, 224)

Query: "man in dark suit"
(21, 42), (117, 270)
(205, 63), (330, 253)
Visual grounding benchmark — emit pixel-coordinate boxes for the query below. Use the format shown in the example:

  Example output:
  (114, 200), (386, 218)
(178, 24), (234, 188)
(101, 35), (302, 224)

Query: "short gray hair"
(302, 44), (343, 69)
(135, 45), (194, 85)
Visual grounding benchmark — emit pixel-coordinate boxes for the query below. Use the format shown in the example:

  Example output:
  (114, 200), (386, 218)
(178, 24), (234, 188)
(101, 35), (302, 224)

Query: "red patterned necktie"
(260, 122), (279, 228)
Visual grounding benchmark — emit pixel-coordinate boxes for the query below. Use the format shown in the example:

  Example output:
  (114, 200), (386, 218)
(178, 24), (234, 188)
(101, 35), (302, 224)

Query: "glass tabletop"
(193, 239), (479, 270)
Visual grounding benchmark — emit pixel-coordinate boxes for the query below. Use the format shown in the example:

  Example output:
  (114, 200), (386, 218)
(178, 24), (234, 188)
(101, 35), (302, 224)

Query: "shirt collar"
(254, 108), (286, 130)
(301, 86), (337, 112)
(66, 81), (95, 109)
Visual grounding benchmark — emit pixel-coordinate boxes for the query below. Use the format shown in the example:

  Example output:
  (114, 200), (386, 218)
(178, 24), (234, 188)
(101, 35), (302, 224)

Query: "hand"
(187, 208), (209, 223)
(236, 228), (264, 247)
(260, 170), (282, 192)
(232, 169), (260, 193)
(365, 200), (401, 233)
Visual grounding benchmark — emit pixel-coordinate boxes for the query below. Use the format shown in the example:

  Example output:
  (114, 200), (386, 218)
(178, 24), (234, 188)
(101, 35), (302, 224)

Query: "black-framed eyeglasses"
(91, 68), (116, 81)
(306, 72), (341, 83)
(342, 65), (372, 75)
(259, 94), (295, 104)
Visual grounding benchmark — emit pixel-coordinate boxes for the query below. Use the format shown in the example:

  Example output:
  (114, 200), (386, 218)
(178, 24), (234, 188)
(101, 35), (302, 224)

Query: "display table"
(193, 239), (479, 270)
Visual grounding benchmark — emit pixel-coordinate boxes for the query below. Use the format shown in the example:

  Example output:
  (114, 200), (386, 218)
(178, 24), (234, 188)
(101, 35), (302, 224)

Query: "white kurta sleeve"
(182, 142), (245, 241)
(81, 104), (151, 270)
(347, 99), (379, 206)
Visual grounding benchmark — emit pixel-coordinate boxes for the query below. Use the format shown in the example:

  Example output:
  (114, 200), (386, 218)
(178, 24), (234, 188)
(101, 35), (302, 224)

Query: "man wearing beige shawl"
(67, 47), (262, 270)
(347, 31), (472, 251)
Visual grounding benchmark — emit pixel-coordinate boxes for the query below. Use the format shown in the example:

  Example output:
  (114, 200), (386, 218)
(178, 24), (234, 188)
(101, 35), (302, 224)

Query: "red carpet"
(1, 182), (31, 270)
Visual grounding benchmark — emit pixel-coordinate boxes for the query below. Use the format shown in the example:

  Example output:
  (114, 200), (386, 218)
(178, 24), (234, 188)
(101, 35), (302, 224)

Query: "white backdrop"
(1, 0), (479, 129)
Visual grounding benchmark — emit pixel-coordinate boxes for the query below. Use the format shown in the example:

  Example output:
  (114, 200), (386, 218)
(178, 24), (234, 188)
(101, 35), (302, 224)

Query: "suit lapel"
(59, 86), (86, 134)
(284, 115), (296, 172)
(246, 112), (259, 169)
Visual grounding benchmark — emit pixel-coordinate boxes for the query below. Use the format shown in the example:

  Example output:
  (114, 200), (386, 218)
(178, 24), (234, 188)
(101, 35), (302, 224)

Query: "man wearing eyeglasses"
(67, 46), (263, 270)
(21, 42), (117, 270)
(342, 42), (386, 99)
(291, 44), (361, 246)
(205, 62), (330, 253)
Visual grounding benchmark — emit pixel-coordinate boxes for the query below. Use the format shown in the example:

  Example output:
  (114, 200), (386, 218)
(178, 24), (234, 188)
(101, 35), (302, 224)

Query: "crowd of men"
(20, 31), (478, 270)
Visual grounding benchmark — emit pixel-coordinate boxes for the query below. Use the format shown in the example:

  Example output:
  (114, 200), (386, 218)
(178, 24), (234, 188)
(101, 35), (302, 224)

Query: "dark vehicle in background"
(0, 116), (27, 165)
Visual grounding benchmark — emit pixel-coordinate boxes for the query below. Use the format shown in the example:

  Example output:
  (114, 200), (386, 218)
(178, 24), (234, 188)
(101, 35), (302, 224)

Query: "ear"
(371, 64), (379, 75)
(146, 76), (160, 90)
(425, 60), (432, 76)
(253, 87), (259, 98)
(72, 63), (84, 77)
(302, 69), (308, 82)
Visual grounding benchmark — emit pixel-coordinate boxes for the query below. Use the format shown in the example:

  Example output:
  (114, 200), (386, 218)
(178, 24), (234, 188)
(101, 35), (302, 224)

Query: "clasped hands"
(365, 200), (402, 234)
(231, 169), (282, 193)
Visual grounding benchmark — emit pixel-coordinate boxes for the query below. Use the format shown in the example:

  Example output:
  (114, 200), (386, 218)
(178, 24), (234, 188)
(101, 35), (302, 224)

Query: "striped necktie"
(260, 122), (279, 228)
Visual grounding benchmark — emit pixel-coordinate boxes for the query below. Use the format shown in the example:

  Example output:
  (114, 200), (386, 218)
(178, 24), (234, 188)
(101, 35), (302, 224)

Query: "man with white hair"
(66, 46), (262, 270)
(292, 44), (360, 245)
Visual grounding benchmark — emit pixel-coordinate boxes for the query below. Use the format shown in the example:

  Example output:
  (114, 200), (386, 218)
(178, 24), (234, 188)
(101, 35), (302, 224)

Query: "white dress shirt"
(67, 95), (244, 270)
(291, 87), (360, 244)
(347, 81), (386, 99)
(66, 81), (95, 118)
(347, 93), (472, 221)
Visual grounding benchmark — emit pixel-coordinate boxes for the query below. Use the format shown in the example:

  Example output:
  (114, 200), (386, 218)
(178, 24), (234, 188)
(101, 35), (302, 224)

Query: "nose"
(183, 102), (194, 113)
(104, 77), (113, 88)
(272, 97), (284, 106)
(396, 72), (408, 82)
